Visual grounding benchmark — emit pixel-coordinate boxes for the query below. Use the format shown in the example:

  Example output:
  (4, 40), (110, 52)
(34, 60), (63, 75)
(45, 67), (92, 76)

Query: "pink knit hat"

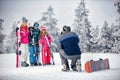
(41, 26), (46, 31)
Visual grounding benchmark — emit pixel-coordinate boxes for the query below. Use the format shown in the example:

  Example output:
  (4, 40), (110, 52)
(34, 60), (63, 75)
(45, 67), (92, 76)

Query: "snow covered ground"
(0, 53), (120, 80)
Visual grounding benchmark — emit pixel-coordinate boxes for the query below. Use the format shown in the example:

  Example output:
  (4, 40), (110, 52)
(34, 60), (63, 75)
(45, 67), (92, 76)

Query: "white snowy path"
(0, 53), (120, 80)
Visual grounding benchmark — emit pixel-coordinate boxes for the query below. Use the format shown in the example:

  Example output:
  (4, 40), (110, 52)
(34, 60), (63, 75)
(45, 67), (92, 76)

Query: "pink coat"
(39, 34), (52, 49)
(16, 26), (29, 44)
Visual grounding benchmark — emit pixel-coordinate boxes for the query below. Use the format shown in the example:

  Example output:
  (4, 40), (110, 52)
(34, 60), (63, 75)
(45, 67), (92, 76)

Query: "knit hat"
(63, 25), (71, 32)
(33, 22), (39, 27)
(66, 26), (71, 32)
(22, 17), (28, 23)
(41, 26), (46, 31)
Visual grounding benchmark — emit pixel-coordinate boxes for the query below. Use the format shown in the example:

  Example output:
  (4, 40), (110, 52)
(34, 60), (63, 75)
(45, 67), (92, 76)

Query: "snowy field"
(0, 53), (120, 80)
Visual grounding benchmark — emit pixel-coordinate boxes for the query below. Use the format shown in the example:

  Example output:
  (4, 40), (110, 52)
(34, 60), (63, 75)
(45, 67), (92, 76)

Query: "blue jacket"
(58, 31), (81, 56)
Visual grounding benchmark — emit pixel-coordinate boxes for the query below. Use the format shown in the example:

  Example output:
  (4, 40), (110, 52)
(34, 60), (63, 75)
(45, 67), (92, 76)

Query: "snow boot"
(34, 62), (42, 66)
(30, 63), (35, 66)
(21, 62), (29, 67)
(71, 59), (81, 72)
(37, 62), (42, 66)
(76, 59), (81, 72)
(72, 68), (78, 71)
(62, 64), (70, 72)
(34, 62), (38, 66)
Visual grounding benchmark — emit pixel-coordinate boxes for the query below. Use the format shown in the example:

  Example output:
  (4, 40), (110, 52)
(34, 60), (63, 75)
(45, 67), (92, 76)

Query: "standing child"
(28, 22), (41, 66)
(39, 26), (52, 65)
(18, 17), (29, 67)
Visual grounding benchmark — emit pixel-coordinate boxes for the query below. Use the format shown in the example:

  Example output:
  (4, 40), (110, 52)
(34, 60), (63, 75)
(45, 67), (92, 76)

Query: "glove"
(19, 42), (21, 47)
(48, 45), (51, 49)
(19, 51), (21, 55)
(16, 27), (19, 32)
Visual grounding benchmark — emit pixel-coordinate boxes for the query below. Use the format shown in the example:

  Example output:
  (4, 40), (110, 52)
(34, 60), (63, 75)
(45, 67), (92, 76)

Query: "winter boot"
(76, 59), (81, 72)
(71, 66), (78, 71)
(34, 62), (38, 66)
(62, 64), (70, 72)
(30, 63), (35, 66)
(34, 62), (42, 66)
(37, 62), (41, 66)
(21, 62), (29, 67)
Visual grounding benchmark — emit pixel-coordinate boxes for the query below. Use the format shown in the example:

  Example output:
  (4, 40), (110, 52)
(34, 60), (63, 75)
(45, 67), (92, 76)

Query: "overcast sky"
(0, 0), (119, 34)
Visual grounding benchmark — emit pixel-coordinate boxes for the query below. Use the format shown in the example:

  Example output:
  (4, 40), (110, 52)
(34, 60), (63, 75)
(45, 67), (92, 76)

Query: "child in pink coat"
(39, 27), (52, 65)
(16, 17), (29, 67)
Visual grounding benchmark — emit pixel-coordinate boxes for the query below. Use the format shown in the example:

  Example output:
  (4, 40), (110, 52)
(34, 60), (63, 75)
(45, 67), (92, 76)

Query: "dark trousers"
(59, 49), (80, 69)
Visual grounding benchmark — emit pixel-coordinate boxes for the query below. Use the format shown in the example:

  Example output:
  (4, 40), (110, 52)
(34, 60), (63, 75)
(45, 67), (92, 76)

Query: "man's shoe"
(72, 67), (78, 71)
(76, 59), (81, 72)
(62, 64), (70, 72)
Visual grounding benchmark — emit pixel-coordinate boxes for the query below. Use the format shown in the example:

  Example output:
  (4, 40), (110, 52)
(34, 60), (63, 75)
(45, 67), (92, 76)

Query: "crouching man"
(57, 25), (82, 72)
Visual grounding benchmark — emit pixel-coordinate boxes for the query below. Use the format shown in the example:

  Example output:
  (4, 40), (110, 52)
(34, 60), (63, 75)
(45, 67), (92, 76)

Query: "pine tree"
(100, 21), (114, 53)
(111, 1), (120, 53)
(0, 19), (5, 54)
(111, 24), (120, 53)
(100, 21), (108, 53)
(106, 23), (115, 53)
(114, 0), (120, 24)
(3, 21), (16, 53)
(39, 5), (59, 52)
(9, 22), (16, 52)
(90, 25), (100, 53)
(73, 0), (92, 52)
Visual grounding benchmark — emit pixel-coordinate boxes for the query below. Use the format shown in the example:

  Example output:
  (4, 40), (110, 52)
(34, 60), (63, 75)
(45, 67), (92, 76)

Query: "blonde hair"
(21, 22), (27, 27)
(20, 22), (28, 32)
